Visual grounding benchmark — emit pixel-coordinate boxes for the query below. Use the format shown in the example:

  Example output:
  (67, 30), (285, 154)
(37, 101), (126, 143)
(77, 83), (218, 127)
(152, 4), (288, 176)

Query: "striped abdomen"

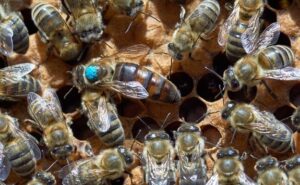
(5, 138), (36, 176)
(238, 0), (263, 22)
(2, 14), (29, 54)
(113, 63), (181, 103)
(258, 45), (295, 69)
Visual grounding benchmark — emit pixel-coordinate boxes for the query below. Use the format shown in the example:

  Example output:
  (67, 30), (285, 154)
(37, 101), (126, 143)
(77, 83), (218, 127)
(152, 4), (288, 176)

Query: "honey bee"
(0, 113), (41, 181)
(283, 155), (300, 185)
(81, 91), (125, 147)
(0, 63), (41, 101)
(221, 100), (294, 154)
(109, 0), (144, 17)
(222, 45), (296, 92)
(31, 3), (83, 62)
(62, 0), (104, 43)
(0, 3), (29, 56)
(27, 88), (93, 160)
(207, 147), (256, 185)
(168, 0), (220, 60)
(174, 123), (207, 185)
(27, 171), (56, 185)
(291, 107), (300, 131)
(142, 130), (176, 185)
(59, 146), (134, 185)
(255, 156), (289, 185)
(218, 0), (281, 63)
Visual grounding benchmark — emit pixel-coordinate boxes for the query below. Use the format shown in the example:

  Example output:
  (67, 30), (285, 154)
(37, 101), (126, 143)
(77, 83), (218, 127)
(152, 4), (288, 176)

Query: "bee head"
(117, 146), (134, 165)
(217, 147), (239, 159)
(76, 14), (103, 43)
(35, 171), (56, 185)
(221, 100), (237, 120)
(223, 67), (242, 92)
(168, 43), (183, 60)
(255, 156), (278, 172)
(145, 131), (170, 141)
(284, 155), (300, 171)
(145, 131), (171, 159)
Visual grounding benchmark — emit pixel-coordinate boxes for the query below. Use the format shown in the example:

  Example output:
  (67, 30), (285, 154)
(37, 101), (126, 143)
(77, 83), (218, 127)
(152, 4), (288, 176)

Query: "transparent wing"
(263, 67), (300, 81)
(43, 88), (64, 120)
(0, 154), (11, 181)
(98, 81), (149, 99)
(0, 24), (13, 57)
(218, 4), (239, 46)
(147, 152), (171, 183)
(58, 158), (91, 179)
(23, 132), (42, 160)
(206, 173), (219, 185)
(0, 63), (36, 82)
(242, 22), (280, 54)
(239, 172), (257, 185)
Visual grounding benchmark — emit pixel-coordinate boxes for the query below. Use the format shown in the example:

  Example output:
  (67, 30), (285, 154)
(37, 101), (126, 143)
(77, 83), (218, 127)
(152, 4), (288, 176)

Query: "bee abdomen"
(6, 75), (41, 97)
(258, 45), (295, 69)
(113, 63), (181, 103)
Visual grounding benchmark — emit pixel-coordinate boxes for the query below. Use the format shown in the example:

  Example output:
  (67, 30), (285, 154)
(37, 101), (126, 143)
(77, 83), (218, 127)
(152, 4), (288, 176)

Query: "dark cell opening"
(20, 8), (38, 35)
(132, 117), (160, 143)
(197, 73), (224, 102)
(201, 124), (222, 149)
(267, 0), (293, 10)
(261, 6), (277, 25)
(110, 177), (124, 185)
(29, 131), (42, 144)
(179, 97), (207, 123)
(227, 86), (257, 103)
(117, 98), (145, 118)
(57, 86), (81, 113)
(164, 121), (182, 141)
(0, 56), (7, 69)
(212, 52), (231, 75)
(0, 100), (17, 109)
(275, 32), (291, 47)
(273, 105), (297, 133)
(70, 115), (94, 140)
(168, 72), (193, 97)
(289, 83), (300, 107)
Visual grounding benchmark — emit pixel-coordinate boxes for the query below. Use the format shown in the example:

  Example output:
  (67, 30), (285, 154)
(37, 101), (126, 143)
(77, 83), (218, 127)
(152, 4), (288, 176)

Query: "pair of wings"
(218, 2), (280, 54)
(27, 88), (65, 129)
(206, 173), (256, 185)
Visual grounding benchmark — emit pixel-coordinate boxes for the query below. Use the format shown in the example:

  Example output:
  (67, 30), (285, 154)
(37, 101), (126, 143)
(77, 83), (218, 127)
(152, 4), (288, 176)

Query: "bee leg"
(261, 80), (278, 100)
(124, 171), (134, 185)
(175, 5), (186, 29)
(24, 118), (42, 130)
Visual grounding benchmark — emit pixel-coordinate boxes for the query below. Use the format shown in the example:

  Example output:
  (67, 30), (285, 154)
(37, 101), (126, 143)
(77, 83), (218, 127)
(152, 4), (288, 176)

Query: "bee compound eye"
(231, 79), (240, 89)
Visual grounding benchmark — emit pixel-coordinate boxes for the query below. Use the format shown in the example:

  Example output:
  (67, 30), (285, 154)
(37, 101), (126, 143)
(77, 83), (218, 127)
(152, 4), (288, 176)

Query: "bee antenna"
(138, 11), (161, 23)
(130, 129), (142, 150)
(199, 111), (220, 121)
(280, 115), (292, 122)
(168, 57), (173, 80)
(137, 116), (152, 130)
(161, 113), (172, 129)
(103, 41), (113, 49)
(230, 129), (237, 144)
(45, 160), (58, 172)
(64, 85), (75, 99)
(204, 66), (224, 82)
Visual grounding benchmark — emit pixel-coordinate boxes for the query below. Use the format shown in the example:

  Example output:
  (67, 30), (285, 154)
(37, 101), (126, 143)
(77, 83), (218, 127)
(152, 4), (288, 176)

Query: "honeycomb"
(2, 0), (300, 184)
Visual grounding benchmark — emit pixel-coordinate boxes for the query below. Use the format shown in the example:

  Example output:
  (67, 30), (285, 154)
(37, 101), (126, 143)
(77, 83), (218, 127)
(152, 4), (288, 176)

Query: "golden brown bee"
(0, 63), (41, 101)
(255, 156), (289, 185)
(62, 0), (104, 43)
(142, 130), (176, 185)
(206, 147), (256, 185)
(110, 0), (144, 17)
(168, 0), (220, 60)
(27, 171), (56, 185)
(284, 155), (300, 185)
(81, 91), (125, 147)
(174, 123), (207, 185)
(31, 3), (83, 62)
(222, 45), (296, 92)
(221, 100), (294, 154)
(0, 113), (41, 181)
(27, 88), (93, 160)
(291, 107), (300, 131)
(59, 146), (134, 185)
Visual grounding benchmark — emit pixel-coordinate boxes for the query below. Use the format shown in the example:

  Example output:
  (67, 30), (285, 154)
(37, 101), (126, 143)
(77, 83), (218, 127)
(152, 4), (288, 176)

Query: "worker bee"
(59, 146), (134, 185)
(174, 123), (207, 185)
(27, 88), (93, 160)
(109, 0), (144, 17)
(283, 155), (300, 185)
(0, 3), (29, 56)
(62, 0), (104, 43)
(218, 0), (281, 63)
(255, 156), (289, 185)
(0, 113), (41, 181)
(221, 100), (294, 153)
(31, 3), (83, 62)
(207, 147), (255, 185)
(27, 171), (56, 185)
(168, 0), (221, 60)
(0, 63), (41, 101)
(142, 130), (176, 185)
(81, 91), (125, 147)
(291, 107), (300, 131)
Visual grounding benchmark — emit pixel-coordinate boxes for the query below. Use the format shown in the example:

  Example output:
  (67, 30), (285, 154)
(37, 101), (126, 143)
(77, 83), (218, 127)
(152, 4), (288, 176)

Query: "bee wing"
(98, 81), (149, 99)
(0, 154), (11, 181)
(263, 67), (300, 80)
(58, 158), (91, 179)
(242, 22), (280, 54)
(218, 3), (239, 46)
(22, 132), (42, 160)
(0, 24), (13, 57)
(206, 173), (219, 185)
(238, 172), (256, 185)
(43, 88), (64, 120)
(0, 63), (36, 81)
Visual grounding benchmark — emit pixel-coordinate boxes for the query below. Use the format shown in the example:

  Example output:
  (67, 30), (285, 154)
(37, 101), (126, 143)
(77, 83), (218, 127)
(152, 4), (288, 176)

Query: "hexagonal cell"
(213, 52), (231, 75)
(117, 98), (145, 118)
(289, 83), (300, 106)
(267, 0), (293, 10)
(164, 121), (182, 141)
(57, 86), (81, 113)
(110, 177), (124, 185)
(200, 124), (222, 149)
(70, 115), (94, 140)
(168, 72), (194, 97)
(227, 86), (257, 103)
(276, 32), (291, 47)
(179, 97), (207, 122)
(132, 117), (160, 143)
(273, 105), (297, 132)
(20, 8), (38, 35)
(197, 73), (224, 102)
(261, 6), (277, 25)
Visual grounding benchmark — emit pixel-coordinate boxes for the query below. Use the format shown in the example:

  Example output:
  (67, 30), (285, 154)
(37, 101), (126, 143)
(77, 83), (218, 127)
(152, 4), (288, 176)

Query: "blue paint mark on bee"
(85, 65), (100, 82)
